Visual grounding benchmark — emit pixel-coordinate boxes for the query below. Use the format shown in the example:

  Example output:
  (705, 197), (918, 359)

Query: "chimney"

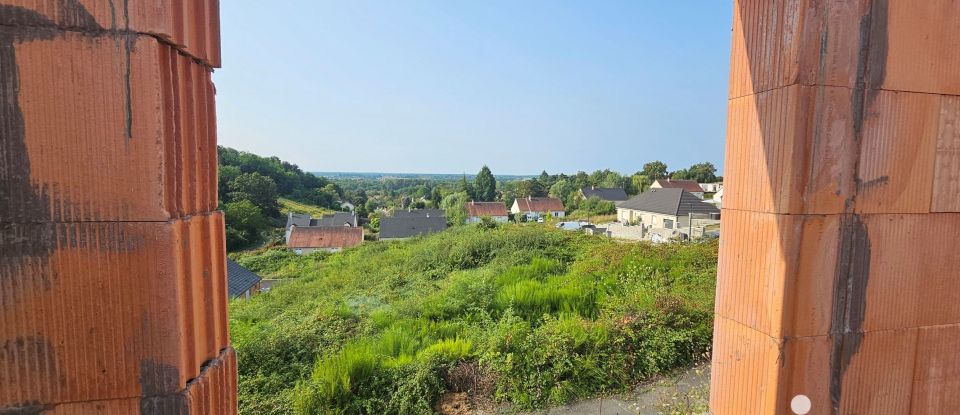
(528, 195), (532, 201)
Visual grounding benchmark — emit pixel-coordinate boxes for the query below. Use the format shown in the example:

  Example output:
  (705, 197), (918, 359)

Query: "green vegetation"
(219, 146), (348, 250)
(230, 224), (717, 414)
(280, 197), (336, 218)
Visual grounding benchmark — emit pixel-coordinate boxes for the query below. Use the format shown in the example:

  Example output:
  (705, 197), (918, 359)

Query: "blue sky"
(214, 1), (732, 175)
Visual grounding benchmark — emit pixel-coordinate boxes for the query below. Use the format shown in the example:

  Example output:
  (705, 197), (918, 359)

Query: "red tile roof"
(653, 179), (703, 193)
(288, 227), (363, 249)
(514, 197), (565, 212)
(466, 201), (509, 217)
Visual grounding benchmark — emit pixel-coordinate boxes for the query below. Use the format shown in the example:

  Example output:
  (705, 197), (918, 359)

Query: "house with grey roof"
(284, 211), (358, 243)
(379, 215), (448, 240)
(616, 188), (719, 238)
(226, 258), (263, 300)
(580, 186), (629, 202)
(391, 208), (445, 218)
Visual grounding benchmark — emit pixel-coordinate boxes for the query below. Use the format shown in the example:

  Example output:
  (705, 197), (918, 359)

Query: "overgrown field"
(229, 224), (717, 415)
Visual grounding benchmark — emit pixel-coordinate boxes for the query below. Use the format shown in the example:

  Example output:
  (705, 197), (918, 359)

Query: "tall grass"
(230, 225), (717, 415)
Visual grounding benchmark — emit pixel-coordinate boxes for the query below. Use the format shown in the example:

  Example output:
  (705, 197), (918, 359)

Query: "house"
(284, 211), (358, 243)
(711, 187), (724, 207)
(699, 182), (723, 193)
(287, 226), (363, 254)
(226, 258), (262, 300)
(616, 188), (719, 237)
(392, 208), (445, 218)
(650, 178), (705, 199)
(465, 201), (509, 223)
(579, 186), (629, 202)
(379, 216), (448, 240)
(510, 196), (565, 220)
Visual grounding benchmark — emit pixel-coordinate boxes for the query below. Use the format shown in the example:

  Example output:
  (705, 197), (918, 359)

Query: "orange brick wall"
(0, 1), (234, 413)
(713, 1), (960, 413)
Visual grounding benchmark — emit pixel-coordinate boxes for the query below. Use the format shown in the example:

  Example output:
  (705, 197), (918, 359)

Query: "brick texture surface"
(0, 1), (233, 413)
(714, 0), (960, 413)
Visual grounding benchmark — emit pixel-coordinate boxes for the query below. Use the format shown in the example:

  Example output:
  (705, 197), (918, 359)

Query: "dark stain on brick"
(0, 337), (62, 411)
(828, 214), (871, 413)
(0, 402), (55, 414)
(140, 394), (189, 415)
(139, 359), (182, 397)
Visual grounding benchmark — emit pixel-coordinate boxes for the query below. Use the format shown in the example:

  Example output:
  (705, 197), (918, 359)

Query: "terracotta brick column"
(0, 1), (235, 413)
(711, 1), (960, 414)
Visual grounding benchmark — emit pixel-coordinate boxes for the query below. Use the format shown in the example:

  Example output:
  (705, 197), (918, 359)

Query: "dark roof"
(581, 187), (629, 201)
(226, 259), (262, 298)
(286, 212), (312, 229)
(466, 201), (509, 217)
(513, 197), (564, 212)
(288, 227), (364, 249)
(617, 188), (719, 216)
(652, 179), (703, 193)
(392, 208), (445, 218)
(311, 212), (357, 227)
(380, 216), (448, 239)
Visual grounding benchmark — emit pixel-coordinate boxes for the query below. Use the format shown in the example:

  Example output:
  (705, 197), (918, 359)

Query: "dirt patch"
(436, 392), (473, 415)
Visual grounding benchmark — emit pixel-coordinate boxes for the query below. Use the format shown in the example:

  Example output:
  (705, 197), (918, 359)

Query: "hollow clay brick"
(723, 85), (857, 215)
(1, 32), (217, 223)
(0, 0), (220, 67)
(0, 213), (229, 408)
(716, 210), (840, 338)
(728, 0), (868, 99)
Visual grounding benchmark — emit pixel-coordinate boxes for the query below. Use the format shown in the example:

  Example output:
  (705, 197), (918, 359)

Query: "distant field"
(278, 197), (335, 217)
(312, 171), (533, 181)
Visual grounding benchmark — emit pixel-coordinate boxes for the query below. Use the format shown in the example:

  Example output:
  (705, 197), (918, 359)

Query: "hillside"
(279, 197), (336, 218)
(229, 224), (717, 415)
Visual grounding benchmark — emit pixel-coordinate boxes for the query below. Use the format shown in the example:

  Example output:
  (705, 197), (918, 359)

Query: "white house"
(699, 182), (723, 193)
(466, 201), (510, 223)
(650, 179), (705, 199)
(510, 196), (565, 220)
(616, 188), (719, 238)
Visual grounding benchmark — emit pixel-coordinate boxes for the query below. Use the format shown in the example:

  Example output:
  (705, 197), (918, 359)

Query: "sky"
(214, 1), (733, 176)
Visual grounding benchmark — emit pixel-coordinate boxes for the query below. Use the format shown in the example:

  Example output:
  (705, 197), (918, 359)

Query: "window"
(663, 218), (674, 229)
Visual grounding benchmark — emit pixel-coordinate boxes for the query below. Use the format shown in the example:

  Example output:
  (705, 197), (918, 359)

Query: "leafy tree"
(440, 191), (470, 226)
(628, 174), (651, 195)
(474, 165), (497, 201)
(515, 179), (546, 198)
(687, 162), (718, 183)
(228, 172), (280, 217)
(579, 196), (616, 215)
(219, 165), (241, 199)
(430, 187), (443, 208)
(640, 161), (669, 179)
(548, 179), (578, 208)
(223, 199), (268, 250)
(671, 169), (691, 180)
(458, 174), (474, 199)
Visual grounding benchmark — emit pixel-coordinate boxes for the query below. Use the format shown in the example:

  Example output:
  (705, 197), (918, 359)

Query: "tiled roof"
(653, 179), (703, 193)
(581, 187), (629, 201)
(466, 201), (509, 217)
(226, 259), (262, 298)
(311, 212), (357, 227)
(617, 188), (719, 217)
(380, 216), (448, 239)
(514, 197), (564, 212)
(287, 226), (364, 249)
